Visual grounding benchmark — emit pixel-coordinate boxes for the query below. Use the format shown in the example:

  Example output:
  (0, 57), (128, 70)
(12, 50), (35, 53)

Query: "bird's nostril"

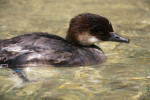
(115, 36), (120, 39)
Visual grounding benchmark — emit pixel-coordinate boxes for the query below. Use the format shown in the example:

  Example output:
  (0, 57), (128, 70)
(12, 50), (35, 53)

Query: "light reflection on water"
(0, 0), (150, 100)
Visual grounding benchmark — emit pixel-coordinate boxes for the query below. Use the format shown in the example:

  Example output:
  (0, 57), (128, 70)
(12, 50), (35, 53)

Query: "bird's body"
(0, 32), (105, 68)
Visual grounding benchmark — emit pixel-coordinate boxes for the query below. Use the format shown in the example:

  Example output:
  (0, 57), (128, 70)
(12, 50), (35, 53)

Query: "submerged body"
(0, 13), (129, 68)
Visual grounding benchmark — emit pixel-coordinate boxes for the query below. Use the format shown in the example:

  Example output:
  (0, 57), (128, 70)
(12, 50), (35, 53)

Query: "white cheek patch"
(78, 32), (99, 45)
(88, 37), (99, 43)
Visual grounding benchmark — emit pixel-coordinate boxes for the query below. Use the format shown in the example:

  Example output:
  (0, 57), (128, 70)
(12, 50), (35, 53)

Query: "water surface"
(0, 0), (150, 100)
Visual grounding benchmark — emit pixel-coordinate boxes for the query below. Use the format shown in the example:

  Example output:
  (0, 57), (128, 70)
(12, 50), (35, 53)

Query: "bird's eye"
(93, 25), (102, 32)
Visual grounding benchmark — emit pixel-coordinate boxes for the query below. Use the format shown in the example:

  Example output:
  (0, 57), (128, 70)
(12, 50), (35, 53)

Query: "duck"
(0, 13), (130, 68)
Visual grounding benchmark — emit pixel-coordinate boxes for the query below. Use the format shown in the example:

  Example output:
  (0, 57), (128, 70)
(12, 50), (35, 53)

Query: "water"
(0, 0), (150, 100)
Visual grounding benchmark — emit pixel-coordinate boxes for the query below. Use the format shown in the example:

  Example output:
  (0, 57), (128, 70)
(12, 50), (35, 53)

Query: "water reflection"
(0, 0), (150, 100)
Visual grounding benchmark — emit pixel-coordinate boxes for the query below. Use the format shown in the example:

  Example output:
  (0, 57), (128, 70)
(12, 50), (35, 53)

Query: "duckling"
(0, 13), (129, 68)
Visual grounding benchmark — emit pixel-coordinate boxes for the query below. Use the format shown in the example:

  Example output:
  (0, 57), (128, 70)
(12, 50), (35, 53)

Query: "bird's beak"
(107, 32), (130, 43)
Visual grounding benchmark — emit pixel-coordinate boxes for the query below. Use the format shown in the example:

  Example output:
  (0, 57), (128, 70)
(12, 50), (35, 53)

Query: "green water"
(0, 0), (150, 100)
